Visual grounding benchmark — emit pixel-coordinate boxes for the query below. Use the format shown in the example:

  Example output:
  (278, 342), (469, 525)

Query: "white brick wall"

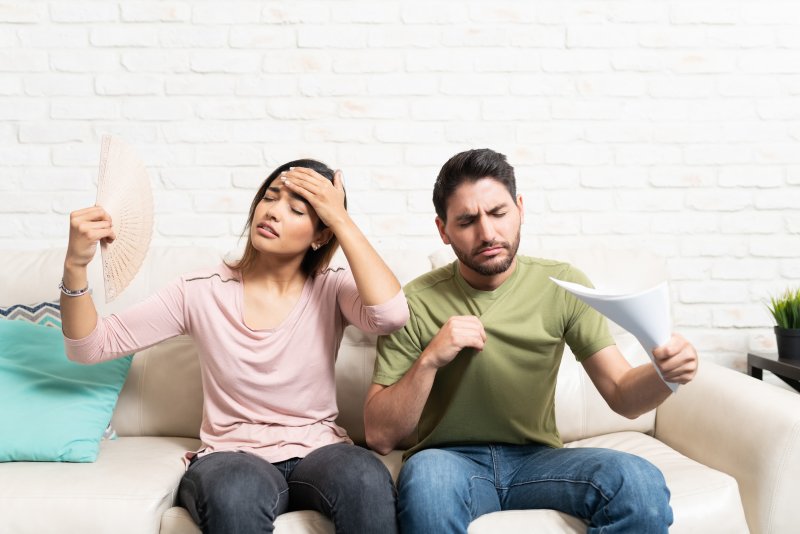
(2, 0), (799, 371)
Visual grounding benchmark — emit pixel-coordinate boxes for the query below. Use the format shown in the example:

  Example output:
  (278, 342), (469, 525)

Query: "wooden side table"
(747, 351), (800, 392)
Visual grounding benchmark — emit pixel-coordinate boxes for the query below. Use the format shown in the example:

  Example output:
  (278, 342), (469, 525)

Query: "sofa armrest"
(654, 361), (800, 534)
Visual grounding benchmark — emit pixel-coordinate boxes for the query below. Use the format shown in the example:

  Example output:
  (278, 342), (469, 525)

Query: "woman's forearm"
(60, 261), (99, 340)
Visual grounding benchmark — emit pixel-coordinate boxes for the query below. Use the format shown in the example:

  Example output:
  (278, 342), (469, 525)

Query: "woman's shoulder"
(312, 264), (352, 292)
(181, 263), (241, 286)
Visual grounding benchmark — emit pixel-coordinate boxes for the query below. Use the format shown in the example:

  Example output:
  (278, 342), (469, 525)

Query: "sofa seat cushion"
(0, 436), (199, 534)
(469, 509), (587, 533)
(162, 507), (335, 534)
(469, 431), (750, 534)
(567, 431), (749, 533)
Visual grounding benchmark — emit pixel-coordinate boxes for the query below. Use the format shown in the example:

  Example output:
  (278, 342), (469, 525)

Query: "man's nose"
(476, 215), (495, 242)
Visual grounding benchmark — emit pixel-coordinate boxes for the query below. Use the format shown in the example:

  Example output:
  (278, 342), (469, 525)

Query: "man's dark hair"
(432, 148), (516, 221)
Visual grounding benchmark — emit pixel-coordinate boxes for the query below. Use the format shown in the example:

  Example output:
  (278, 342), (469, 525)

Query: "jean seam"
(467, 475), (493, 519)
(180, 476), (203, 524)
(273, 487), (289, 518)
(505, 478), (613, 527)
(504, 478), (612, 502)
(489, 445), (500, 489)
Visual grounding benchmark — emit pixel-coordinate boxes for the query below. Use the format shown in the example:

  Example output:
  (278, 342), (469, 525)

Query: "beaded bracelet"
(59, 279), (91, 297)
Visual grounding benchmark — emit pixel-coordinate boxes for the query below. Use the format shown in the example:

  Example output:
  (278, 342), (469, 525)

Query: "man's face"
(436, 177), (523, 277)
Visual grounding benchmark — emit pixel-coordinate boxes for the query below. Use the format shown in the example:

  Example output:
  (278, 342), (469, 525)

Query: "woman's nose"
(263, 203), (279, 221)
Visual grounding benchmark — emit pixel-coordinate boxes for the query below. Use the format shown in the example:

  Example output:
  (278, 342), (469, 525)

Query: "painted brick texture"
(1, 0), (799, 371)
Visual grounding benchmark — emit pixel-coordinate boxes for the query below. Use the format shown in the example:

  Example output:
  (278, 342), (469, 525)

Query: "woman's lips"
(257, 224), (279, 238)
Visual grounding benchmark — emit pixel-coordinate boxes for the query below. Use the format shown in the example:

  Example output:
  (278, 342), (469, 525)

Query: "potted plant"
(767, 287), (800, 360)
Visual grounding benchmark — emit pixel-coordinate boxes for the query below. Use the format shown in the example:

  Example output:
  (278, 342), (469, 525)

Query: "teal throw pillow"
(0, 319), (133, 462)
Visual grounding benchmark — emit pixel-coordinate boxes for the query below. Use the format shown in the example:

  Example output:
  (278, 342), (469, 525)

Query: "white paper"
(550, 277), (678, 393)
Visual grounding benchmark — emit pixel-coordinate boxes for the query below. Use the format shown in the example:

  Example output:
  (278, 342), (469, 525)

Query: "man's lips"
(476, 245), (506, 257)
(256, 223), (279, 238)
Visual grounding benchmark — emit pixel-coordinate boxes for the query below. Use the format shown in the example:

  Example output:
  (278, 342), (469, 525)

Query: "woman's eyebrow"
(267, 185), (309, 204)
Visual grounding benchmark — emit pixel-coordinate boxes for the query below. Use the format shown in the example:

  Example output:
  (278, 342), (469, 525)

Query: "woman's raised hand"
(65, 206), (116, 269)
(280, 167), (348, 229)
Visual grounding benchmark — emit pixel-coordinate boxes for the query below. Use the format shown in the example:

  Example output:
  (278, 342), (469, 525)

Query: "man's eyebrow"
(487, 203), (508, 213)
(454, 203), (508, 221)
(267, 185), (308, 204)
(455, 210), (477, 222)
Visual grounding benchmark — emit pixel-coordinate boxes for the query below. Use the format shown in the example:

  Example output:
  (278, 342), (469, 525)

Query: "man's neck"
(458, 256), (518, 291)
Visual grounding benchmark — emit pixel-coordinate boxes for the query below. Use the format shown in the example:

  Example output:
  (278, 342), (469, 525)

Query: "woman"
(61, 160), (408, 534)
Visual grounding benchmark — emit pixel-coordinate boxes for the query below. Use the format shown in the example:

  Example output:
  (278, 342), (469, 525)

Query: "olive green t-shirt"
(373, 255), (614, 459)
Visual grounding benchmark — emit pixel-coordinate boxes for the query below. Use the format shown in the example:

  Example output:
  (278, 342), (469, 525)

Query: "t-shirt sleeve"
(372, 304), (422, 386)
(560, 266), (615, 362)
(64, 277), (187, 363)
(335, 268), (409, 336)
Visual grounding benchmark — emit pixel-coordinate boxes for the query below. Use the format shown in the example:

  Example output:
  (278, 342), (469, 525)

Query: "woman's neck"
(242, 255), (307, 295)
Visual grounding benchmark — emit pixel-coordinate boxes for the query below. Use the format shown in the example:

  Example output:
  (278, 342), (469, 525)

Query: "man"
(364, 148), (698, 533)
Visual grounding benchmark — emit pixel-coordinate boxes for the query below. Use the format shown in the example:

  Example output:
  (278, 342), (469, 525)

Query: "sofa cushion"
(468, 431), (748, 534)
(566, 432), (749, 533)
(0, 436), (199, 534)
(161, 507), (335, 534)
(555, 335), (657, 443)
(0, 319), (132, 462)
(112, 336), (203, 439)
(468, 510), (587, 533)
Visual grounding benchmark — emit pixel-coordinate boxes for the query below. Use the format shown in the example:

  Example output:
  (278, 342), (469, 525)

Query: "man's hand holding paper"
(652, 333), (698, 388)
(549, 278), (698, 393)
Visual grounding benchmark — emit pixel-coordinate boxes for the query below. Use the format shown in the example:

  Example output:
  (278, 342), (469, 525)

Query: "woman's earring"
(311, 243), (320, 251)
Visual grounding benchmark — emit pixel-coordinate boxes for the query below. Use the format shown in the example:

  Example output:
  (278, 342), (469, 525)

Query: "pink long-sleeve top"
(64, 263), (409, 463)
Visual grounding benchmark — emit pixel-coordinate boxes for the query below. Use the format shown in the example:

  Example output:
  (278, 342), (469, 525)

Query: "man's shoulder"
(403, 262), (457, 300)
(517, 255), (575, 278)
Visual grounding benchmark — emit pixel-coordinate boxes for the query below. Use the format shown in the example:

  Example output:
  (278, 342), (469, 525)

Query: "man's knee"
(397, 448), (480, 510)
(611, 453), (669, 496)
(602, 452), (672, 524)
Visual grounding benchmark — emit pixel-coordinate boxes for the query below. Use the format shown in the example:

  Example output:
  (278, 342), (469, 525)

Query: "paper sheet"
(549, 277), (678, 393)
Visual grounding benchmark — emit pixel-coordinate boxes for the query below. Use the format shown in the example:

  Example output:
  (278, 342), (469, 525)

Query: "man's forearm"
(614, 364), (672, 419)
(364, 354), (438, 455)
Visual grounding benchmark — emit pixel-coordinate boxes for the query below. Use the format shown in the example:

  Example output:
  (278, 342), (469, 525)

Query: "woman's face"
(249, 179), (323, 259)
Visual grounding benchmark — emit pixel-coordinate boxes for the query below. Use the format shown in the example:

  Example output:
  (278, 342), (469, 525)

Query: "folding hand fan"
(95, 135), (154, 303)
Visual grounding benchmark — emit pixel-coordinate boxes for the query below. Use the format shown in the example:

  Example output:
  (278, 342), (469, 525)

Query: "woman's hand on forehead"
(280, 167), (347, 228)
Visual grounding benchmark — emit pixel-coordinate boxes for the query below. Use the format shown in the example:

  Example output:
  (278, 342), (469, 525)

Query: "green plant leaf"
(767, 288), (800, 329)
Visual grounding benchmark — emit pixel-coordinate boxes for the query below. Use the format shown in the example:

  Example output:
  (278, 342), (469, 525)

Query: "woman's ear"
(313, 227), (334, 250)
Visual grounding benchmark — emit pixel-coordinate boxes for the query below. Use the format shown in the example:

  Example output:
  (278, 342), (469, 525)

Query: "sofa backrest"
(2, 246), (666, 444)
(1, 247), (218, 439)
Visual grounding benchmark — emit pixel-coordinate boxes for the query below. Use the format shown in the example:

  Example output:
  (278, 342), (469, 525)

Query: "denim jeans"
(397, 444), (672, 534)
(177, 443), (397, 534)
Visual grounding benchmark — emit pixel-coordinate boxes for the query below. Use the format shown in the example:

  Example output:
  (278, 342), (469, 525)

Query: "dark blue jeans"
(177, 443), (397, 534)
(398, 444), (672, 534)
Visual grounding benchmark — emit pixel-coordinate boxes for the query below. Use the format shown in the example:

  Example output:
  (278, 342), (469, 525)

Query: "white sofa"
(2, 245), (800, 534)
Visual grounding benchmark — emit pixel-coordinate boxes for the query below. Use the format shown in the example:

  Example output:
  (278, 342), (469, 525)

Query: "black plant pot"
(775, 326), (800, 361)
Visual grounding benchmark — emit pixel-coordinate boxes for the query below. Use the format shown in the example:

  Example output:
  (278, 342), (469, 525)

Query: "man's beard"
(450, 229), (521, 276)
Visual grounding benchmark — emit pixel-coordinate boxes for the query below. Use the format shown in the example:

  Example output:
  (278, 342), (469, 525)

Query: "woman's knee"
(297, 443), (394, 494)
(184, 452), (288, 515)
